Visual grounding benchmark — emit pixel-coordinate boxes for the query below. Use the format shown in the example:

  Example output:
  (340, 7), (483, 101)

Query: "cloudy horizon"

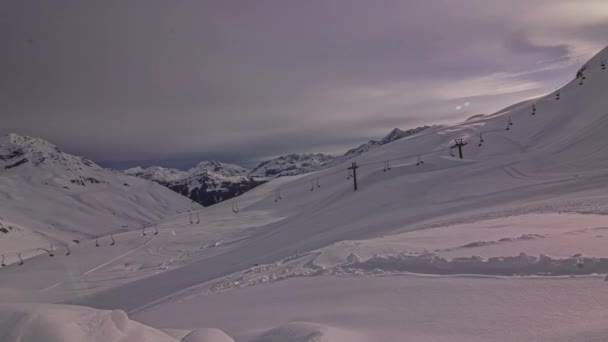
(2, 0), (608, 170)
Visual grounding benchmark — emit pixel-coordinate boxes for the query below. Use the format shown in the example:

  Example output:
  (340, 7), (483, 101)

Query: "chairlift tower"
(451, 139), (467, 159)
(348, 162), (359, 191)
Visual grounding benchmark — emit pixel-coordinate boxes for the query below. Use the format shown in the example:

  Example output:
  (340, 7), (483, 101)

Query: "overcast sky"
(2, 1), (607, 169)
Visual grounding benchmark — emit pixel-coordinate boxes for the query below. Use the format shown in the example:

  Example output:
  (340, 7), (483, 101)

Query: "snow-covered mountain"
(5, 46), (608, 342)
(123, 166), (189, 185)
(169, 161), (265, 207)
(126, 161), (266, 207)
(246, 126), (431, 178)
(0, 133), (196, 253)
(248, 153), (336, 178)
(343, 126), (431, 159)
(124, 126), (432, 205)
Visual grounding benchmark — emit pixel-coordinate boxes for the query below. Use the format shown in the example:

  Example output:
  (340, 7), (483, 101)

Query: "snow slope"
(2, 47), (608, 341)
(0, 134), (196, 259)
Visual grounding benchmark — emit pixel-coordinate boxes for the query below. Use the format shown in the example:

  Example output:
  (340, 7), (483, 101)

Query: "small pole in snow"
(451, 139), (467, 159)
(348, 162), (359, 191)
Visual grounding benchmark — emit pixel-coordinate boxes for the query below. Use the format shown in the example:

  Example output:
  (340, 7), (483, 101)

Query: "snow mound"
(181, 328), (234, 342)
(0, 303), (178, 342)
(250, 322), (367, 342)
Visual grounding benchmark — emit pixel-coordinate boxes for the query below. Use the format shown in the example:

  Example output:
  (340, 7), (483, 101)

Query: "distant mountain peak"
(124, 166), (188, 185)
(248, 153), (336, 178)
(0, 133), (98, 171)
(188, 160), (249, 178)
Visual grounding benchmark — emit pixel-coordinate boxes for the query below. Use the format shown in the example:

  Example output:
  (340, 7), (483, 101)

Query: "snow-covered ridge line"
(124, 124), (432, 206)
(0, 133), (196, 257)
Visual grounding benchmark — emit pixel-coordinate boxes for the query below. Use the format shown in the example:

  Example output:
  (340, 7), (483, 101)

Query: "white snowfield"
(0, 133), (198, 260)
(2, 47), (608, 341)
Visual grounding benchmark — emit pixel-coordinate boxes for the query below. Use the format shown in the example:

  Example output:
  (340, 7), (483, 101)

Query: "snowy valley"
(2, 45), (608, 342)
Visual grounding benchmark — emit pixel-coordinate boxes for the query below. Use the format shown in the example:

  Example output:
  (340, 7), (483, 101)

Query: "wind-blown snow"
(0, 303), (178, 342)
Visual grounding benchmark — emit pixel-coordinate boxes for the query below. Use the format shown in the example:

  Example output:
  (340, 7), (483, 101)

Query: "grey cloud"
(1, 0), (607, 168)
